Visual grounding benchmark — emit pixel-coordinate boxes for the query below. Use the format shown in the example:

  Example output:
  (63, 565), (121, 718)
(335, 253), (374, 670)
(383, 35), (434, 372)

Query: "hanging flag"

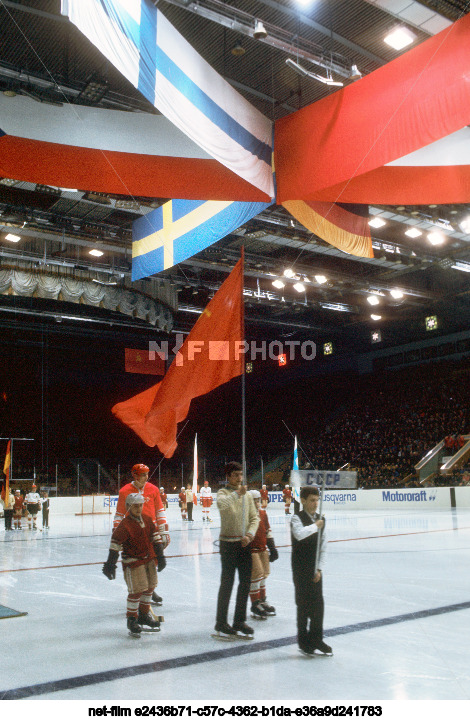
(292, 436), (300, 506)
(132, 198), (271, 280)
(113, 254), (244, 458)
(283, 201), (373, 259)
(293, 436), (299, 471)
(275, 13), (470, 205)
(61, 0), (274, 198)
(1, 440), (11, 502)
(125, 348), (165, 375)
(192, 434), (198, 505)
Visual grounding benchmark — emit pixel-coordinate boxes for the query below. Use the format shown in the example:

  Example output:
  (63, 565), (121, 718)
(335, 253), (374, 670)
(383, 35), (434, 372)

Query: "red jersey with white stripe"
(250, 509), (272, 552)
(110, 514), (159, 569)
(114, 481), (166, 530)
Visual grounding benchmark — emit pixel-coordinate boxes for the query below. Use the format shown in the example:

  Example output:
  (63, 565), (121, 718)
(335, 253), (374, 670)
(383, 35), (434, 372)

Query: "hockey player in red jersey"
(159, 487), (168, 509)
(199, 480), (213, 522)
(260, 485), (269, 509)
(283, 484), (292, 515)
(248, 489), (278, 620)
(13, 489), (24, 530)
(114, 464), (168, 606)
(179, 487), (187, 521)
(103, 493), (166, 637)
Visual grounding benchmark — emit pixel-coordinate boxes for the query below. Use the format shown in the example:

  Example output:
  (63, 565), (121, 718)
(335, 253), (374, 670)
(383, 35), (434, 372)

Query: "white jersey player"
(199, 480), (213, 522)
(25, 484), (42, 530)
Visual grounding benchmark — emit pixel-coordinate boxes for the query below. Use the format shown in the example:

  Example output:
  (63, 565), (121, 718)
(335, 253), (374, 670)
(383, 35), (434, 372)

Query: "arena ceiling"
(0, 0), (470, 354)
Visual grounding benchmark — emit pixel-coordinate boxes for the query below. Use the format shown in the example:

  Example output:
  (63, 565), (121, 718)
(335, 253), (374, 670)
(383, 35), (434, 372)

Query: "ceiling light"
(89, 249), (104, 257)
(5, 233), (21, 242)
(459, 216), (470, 234)
(272, 279), (285, 289)
(390, 289), (404, 299)
(315, 274), (328, 284)
(405, 227), (422, 238)
(253, 19), (267, 39)
(231, 43), (245, 57)
(427, 231), (446, 246)
(370, 314), (382, 320)
(369, 217), (386, 229)
(293, 282), (305, 292)
(349, 64), (362, 80)
(283, 268), (295, 278)
(384, 26), (416, 50)
(367, 295), (380, 306)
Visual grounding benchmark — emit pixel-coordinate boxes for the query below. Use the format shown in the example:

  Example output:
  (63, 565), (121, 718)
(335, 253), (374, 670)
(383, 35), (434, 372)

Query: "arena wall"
(47, 487), (470, 515)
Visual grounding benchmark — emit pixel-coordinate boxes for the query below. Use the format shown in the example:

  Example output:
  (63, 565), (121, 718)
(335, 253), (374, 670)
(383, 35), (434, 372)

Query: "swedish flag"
(132, 198), (271, 280)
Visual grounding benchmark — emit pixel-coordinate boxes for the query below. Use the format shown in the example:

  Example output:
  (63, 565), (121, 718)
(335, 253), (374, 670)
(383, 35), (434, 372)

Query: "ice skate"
(313, 641), (333, 656)
(259, 600), (276, 616)
(299, 644), (315, 657)
(127, 616), (142, 638)
(211, 622), (237, 641)
(138, 610), (162, 632)
(250, 602), (268, 620)
(233, 621), (254, 640)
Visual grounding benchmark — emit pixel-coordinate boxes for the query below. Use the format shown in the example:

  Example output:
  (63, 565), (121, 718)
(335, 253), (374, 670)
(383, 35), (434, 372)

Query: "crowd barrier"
(46, 487), (470, 515)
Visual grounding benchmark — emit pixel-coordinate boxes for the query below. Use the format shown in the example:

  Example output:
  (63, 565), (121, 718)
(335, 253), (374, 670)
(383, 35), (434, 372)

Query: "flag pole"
(241, 247), (246, 536)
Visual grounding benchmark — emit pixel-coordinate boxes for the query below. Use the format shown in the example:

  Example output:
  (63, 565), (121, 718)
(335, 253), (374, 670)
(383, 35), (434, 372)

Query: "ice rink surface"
(0, 503), (469, 704)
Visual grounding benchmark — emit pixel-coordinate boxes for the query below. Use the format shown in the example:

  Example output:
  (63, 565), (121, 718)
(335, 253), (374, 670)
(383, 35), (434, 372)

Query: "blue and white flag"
(132, 198), (271, 279)
(292, 436), (300, 504)
(61, 0), (274, 199)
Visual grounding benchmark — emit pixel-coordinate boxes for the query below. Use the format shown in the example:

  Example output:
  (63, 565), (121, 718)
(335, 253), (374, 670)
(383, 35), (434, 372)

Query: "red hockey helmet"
(131, 463), (149, 476)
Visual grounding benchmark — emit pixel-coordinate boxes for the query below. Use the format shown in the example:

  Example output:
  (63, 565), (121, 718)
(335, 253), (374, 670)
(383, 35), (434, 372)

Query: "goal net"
(75, 494), (113, 515)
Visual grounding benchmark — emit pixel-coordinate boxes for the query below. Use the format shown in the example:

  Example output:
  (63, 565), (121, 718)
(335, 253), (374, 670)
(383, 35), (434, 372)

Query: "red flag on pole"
(1, 440), (11, 502)
(113, 255), (244, 457)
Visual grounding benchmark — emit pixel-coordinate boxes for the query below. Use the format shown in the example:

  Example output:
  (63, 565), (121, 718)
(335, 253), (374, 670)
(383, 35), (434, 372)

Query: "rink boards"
(47, 486), (470, 515)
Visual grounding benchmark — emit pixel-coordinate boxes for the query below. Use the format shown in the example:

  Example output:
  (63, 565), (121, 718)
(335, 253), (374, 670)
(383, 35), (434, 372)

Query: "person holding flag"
(214, 461), (259, 640)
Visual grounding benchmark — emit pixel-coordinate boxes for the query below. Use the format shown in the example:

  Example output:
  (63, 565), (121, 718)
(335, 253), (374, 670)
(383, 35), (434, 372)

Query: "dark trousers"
(42, 509), (49, 527)
(295, 576), (324, 649)
(4, 508), (13, 530)
(216, 540), (252, 626)
(187, 502), (193, 521)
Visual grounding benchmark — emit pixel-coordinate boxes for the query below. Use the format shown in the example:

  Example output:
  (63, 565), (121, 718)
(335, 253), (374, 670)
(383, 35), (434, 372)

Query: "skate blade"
(235, 633), (254, 640)
(140, 627), (160, 632)
(250, 614), (267, 621)
(128, 631), (141, 638)
(150, 600), (163, 606)
(211, 632), (237, 642)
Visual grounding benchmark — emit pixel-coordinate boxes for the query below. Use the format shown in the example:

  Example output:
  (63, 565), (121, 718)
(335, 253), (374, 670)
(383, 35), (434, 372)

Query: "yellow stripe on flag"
(133, 200), (233, 266)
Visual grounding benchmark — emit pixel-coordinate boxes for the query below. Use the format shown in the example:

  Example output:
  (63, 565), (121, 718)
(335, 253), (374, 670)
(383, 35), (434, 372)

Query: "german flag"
(283, 201), (373, 258)
(1, 440), (11, 502)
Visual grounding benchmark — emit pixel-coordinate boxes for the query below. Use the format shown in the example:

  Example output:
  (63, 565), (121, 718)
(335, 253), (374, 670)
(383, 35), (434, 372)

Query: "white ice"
(0, 504), (469, 702)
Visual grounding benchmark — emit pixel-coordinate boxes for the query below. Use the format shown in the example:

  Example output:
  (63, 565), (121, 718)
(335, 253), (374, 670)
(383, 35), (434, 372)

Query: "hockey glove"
(267, 537), (279, 563)
(153, 542), (167, 572)
(102, 549), (119, 580)
(158, 524), (170, 549)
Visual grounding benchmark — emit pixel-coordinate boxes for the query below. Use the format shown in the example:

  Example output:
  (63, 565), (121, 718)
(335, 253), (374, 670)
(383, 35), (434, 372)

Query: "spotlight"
(369, 217), (386, 229)
(253, 19), (267, 39)
(5, 233), (21, 242)
(283, 268), (295, 278)
(89, 249), (104, 257)
(293, 282), (305, 292)
(315, 274), (328, 284)
(405, 227), (422, 238)
(384, 26), (416, 50)
(370, 314), (382, 321)
(427, 231), (446, 246)
(349, 64), (362, 80)
(390, 289), (404, 299)
(272, 279), (285, 289)
(367, 295), (380, 306)
(231, 43), (245, 57)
